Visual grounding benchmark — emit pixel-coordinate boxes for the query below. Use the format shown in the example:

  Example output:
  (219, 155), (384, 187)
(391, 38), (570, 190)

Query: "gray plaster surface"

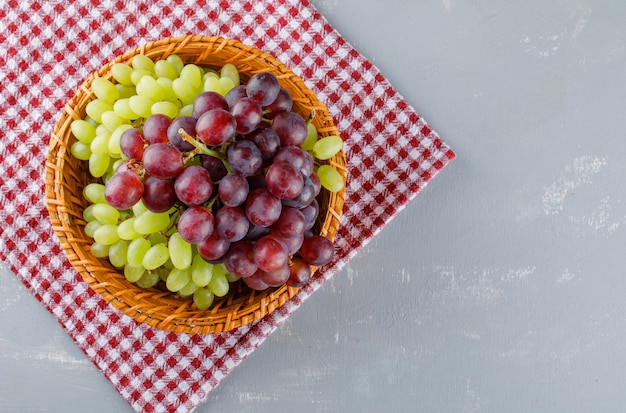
(3, 0), (626, 411)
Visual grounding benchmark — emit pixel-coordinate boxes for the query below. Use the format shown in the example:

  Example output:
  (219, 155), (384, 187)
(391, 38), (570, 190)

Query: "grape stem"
(177, 128), (233, 173)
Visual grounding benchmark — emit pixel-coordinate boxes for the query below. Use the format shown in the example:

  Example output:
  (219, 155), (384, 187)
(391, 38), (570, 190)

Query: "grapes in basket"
(70, 53), (345, 310)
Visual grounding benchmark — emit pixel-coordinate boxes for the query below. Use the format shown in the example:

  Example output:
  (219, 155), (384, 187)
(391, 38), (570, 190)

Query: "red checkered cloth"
(0, 0), (455, 412)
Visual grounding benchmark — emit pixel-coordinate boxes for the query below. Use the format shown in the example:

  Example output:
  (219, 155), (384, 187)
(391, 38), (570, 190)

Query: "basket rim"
(45, 34), (347, 334)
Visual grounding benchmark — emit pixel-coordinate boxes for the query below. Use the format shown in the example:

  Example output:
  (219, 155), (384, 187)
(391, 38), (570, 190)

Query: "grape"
(270, 207), (306, 239)
(245, 223), (270, 241)
(264, 88), (293, 119)
(280, 231), (304, 255)
(109, 239), (129, 267)
(220, 63), (240, 86)
(282, 174), (316, 209)
(118, 217), (141, 240)
(191, 253), (214, 287)
(218, 173), (249, 206)
(113, 98), (140, 120)
(243, 127), (280, 161)
(129, 95), (153, 119)
(83, 204), (96, 222)
(142, 243), (170, 270)
(86, 99), (112, 123)
(253, 234), (288, 273)
(104, 169), (144, 210)
(309, 171), (321, 197)
(246, 173), (266, 190)
(133, 210), (171, 234)
(177, 206), (214, 243)
(174, 165), (213, 206)
(168, 232), (192, 269)
(203, 76), (224, 95)
(245, 188), (282, 227)
(316, 164), (344, 192)
(226, 140), (263, 176)
(192, 91), (229, 118)
(271, 111), (308, 146)
(92, 77), (119, 104)
(84, 220), (102, 238)
(71, 119), (97, 144)
(287, 256), (311, 287)
(219, 77), (235, 95)
(151, 101), (179, 119)
(90, 242), (110, 258)
(208, 271), (230, 296)
(273, 146), (314, 176)
(136, 270), (160, 288)
(143, 114), (171, 144)
(142, 143), (184, 179)
(93, 223), (120, 245)
(180, 63), (203, 89)
(166, 54), (184, 75)
(111, 63), (134, 86)
(156, 77), (179, 102)
(90, 132), (111, 155)
(265, 162), (304, 200)
(154, 59), (178, 80)
(92, 203), (120, 225)
(200, 154), (229, 181)
(137, 75), (166, 102)
(300, 235), (335, 266)
(83, 183), (106, 204)
(246, 72), (280, 106)
(313, 135), (343, 160)
(196, 108), (236, 146)
(223, 240), (257, 277)
(258, 265), (290, 287)
(166, 267), (191, 292)
(142, 175), (177, 213)
(225, 85), (247, 108)
(242, 272), (269, 291)
(300, 199), (319, 231)
(119, 128), (146, 160)
(231, 97), (262, 134)
(173, 77), (200, 106)
(193, 288), (215, 310)
(132, 54), (156, 72)
(124, 264), (145, 283)
(71, 141), (91, 160)
(301, 120), (318, 150)
(215, 206), (250, 242)
(197, 231), (230, 262)
(166, 116), (196, 152)
(116, 84), (137, 99)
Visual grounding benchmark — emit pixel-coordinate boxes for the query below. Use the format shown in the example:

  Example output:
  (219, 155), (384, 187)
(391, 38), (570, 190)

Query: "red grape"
(192, 91), (229, 118)
(104, 170), (144, 210)
(167, 116), (196, 151)
(245, 188), (282, 227)
(215, 206), (250, 242)
(119, 128), (145, 160)
(258, 264), (290, 287)
(177, 205), (214, 244)
(143, 113), (171, 144)
(264, 87), (293, 119)
(142, 175), (177, 213)
(225, 85), (247, 108)
(271, 111), (308, 146)
(142, 143), (184, 179)
(253, 234), (288, 273)
(174, 165), (213, 206)
(197, 231), (231, 261)
(231, 97), (262, 134)
(273, 146), (314, 176)
(287, 256), (311, 287)
(265, 162), (304, 200)
(243, 127), (280, 161)
(196, 108), (236, 146)
(218, 173), (249, 206)
(270, 207), (306, 239)
(227, 140), (263, 177)
(223, 240), (257, 277)
(300, 235), (335, 266)
(246, 72), (280, 106)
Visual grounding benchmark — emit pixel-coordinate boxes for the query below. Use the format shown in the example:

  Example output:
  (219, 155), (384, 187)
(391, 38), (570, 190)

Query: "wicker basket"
(44, 35), (347, 334)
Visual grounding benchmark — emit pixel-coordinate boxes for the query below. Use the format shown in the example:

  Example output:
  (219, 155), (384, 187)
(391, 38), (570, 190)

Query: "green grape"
(154, 59), (178, 80)
(193, 288), (215, 310)
(180, 63), (203, 89)
(113, 98), (140, 120)
(129, 95), (154, 119)
(131, 200), (149, 216)
(203, 76), (223, 94)
(70, 119), (97, 143)
(92, 77), (119, 104)
(301, 121), (318, 151)
(116, 84), (137, 99)
(208, 271), (229, 297)
(89, 153), (110, 178)
(90, 242), (110, 258)
(90, 131), (111, 155)
(132, 54), (155, 73)
(109, 239), (129, 267)
(166, 54), (184, 75)
(142, 243), (169, 270)
(71, 141), (92, 160)
(92, 203), (120, 225)
(124, 264), (145, 283)
(85, 99), (113, 123)
(84, 183), (106, 204)
(93, 223), (120, 245)
(165, 267), (191, 292)
(136, 270), (160, 288)
(218, 77), (235, 95)
(133, 210), (171, 234)
(179, 104), (194, 117)
(156, 77), (179, 102)
(316, 164), (344, 192)
(151, 101), (179, 119)
(101, 110), (129, 132)
(108, 124), (133, 156)
(177, 280), (200, 297)
(130, 68), (154, 86)
(95, 123), (109, 136)
(118, 217), (141, 240)
(172, 77), (200, 105)
(157, 266), (171, 282)
(191, 253), (213, 287)
(111, 63), (134, 86)
(148, 233), (166, 247)
(312, 135), (343, 160)
(84, 220), (102, 238)
(127, 237), (151, 267)
(83, 204), (96, 222)
(168, 232), (192, 269)
(224, 271), (240, 283)
(203, 71), (219, 82)
(220, 63), (240, 86)
(138, 75), (166, 102)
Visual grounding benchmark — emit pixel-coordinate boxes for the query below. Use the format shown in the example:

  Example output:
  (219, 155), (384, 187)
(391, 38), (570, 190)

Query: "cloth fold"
(0, 0), (454, 412)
